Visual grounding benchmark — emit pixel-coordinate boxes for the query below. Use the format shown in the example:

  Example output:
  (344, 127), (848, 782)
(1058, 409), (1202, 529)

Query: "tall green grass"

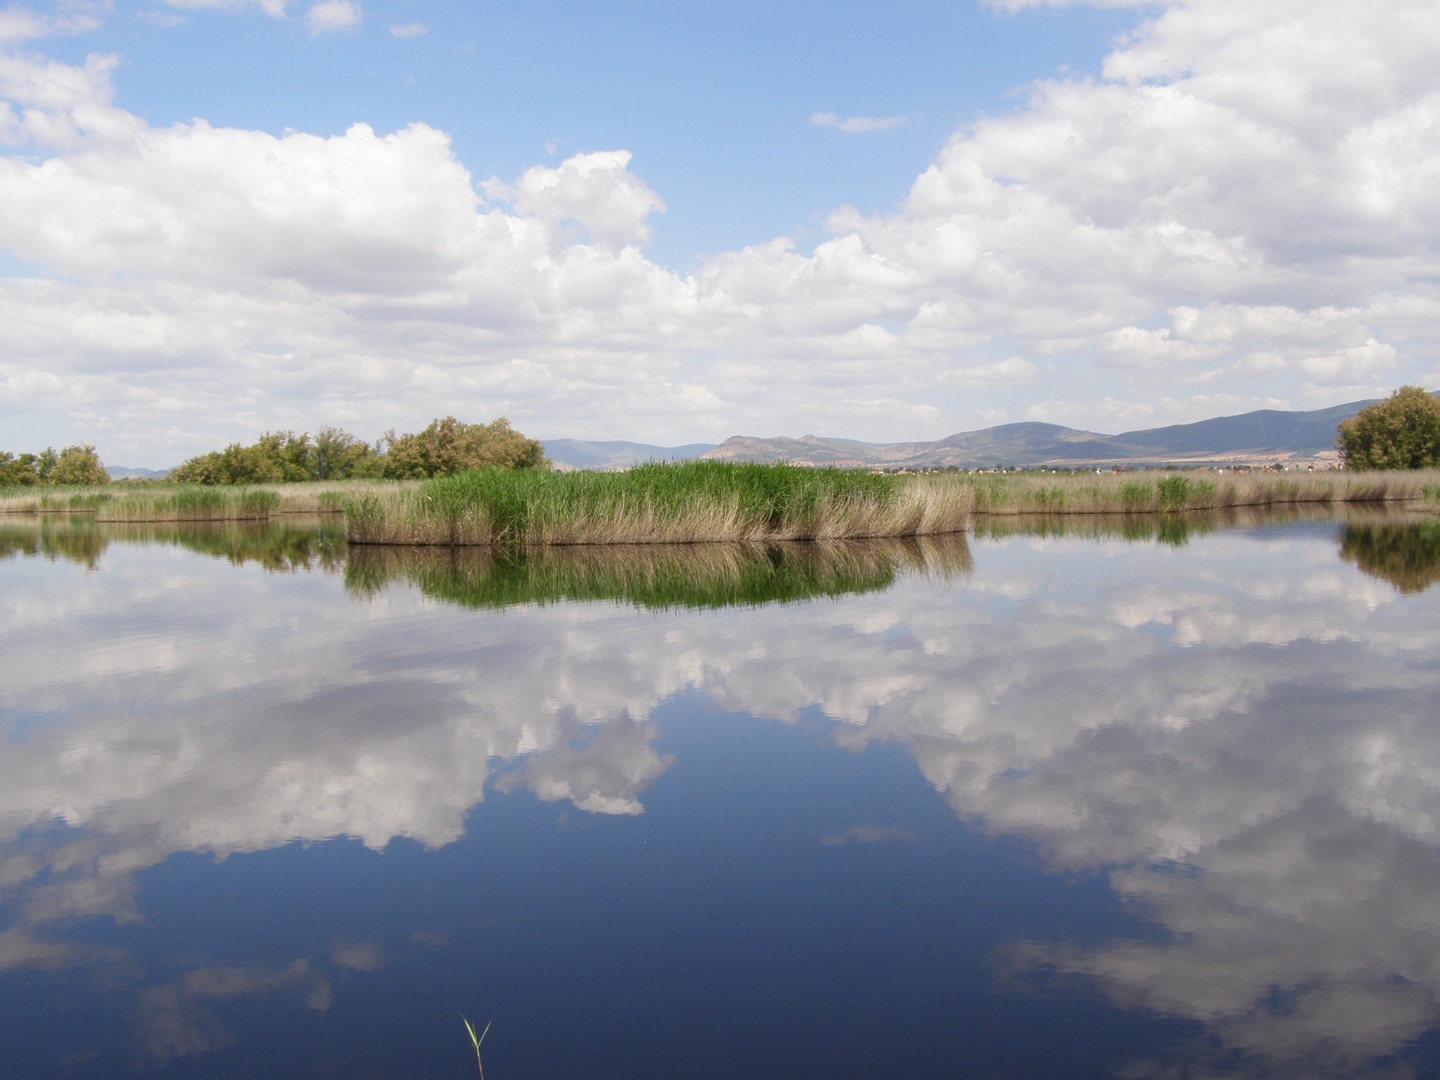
(342, 464), (1440, 546)
(947, 468), (1438, 516)
(94, 487), (281, 522)
(345, 461), (968, 545)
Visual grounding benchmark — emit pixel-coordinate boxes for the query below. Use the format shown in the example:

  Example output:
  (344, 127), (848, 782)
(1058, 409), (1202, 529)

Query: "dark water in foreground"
(3, 513), (1440, 1079)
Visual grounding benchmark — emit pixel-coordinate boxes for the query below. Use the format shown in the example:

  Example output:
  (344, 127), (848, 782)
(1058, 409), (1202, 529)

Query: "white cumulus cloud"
(304, 0), (359, 33)
(2, 0), (1440, 460)
(810, 111), (907, 133)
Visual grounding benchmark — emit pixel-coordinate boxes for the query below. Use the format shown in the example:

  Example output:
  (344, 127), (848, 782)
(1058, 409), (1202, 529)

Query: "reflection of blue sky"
(2, 524), (1440, 1075)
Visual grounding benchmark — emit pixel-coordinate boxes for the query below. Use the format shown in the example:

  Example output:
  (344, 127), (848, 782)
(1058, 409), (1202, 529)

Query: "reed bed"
(91, 487), (282, 522)
(342, 464), (1438, 547)
(961, 468), (1440, 515)
(6, 466), (1435, 539)
(346, 533), (972, 611)
(0, 479), (412, 518)
(344, 462), (970, 546)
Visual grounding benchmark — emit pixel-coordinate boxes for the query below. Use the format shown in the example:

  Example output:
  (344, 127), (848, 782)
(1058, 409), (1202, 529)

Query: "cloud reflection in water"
(2, 515), (1440, 1075)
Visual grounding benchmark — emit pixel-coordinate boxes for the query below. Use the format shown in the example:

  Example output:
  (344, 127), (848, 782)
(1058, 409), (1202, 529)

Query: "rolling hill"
(543, 396), (1432, 470)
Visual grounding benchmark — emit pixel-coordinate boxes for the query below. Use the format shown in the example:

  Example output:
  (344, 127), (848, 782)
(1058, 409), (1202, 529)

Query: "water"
(2, 512), (1440, 1078)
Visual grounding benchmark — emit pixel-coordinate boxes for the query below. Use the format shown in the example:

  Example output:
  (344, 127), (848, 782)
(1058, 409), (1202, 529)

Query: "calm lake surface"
(3, 512), (1440, 1079)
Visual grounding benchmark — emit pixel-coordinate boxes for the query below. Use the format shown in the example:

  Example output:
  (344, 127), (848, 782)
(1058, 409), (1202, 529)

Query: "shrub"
(169, 418), (546, 483)
(377, 417), (548, 479)
(0, 451), (40, 487)
(0, 445), (108, 486)
(171, 430), (360, 484)
(1337, 386), (1440, 469)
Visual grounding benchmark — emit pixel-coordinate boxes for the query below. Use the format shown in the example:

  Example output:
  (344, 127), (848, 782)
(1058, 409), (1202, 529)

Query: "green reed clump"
(345, 462), (937, 546)
(95, 486), (281, 522)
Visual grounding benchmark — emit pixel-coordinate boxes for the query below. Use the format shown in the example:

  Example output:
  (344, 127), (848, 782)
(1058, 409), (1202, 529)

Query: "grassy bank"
(344, 462), (968, 545)
(961, 469), (1440, 515)
(346, 534), (972, 611)
(343, 464), (1440, 546)
(0, 479), (407, 520)
(6, 466), (1436, 540)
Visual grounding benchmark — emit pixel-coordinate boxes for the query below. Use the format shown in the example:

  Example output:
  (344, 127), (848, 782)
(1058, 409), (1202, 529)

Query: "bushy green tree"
(170, 418), (547, 484)
(171, 429), (378, 484)
(375, 417), (548, 479)
(311, 426), (376, 479)
(0, 452), (40, 486)
(1338, 386), (1440, 469)
(0, 445), (109, 486)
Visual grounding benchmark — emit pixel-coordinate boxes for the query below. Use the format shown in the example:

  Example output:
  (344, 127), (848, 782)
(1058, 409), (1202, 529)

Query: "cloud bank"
(1, 0), (1439, 460)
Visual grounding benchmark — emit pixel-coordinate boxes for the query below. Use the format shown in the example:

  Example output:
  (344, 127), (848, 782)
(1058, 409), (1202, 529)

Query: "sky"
(0, 0), (1438, 466)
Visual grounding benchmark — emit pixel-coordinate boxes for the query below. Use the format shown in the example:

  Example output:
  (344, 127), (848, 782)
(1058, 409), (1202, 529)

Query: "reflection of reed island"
(345, 535), (972, 611)
(1339, 521), (1440, 594)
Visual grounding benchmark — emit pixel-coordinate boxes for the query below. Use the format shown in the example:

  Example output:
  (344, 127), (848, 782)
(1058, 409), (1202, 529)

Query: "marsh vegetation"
(4, 464), (1436, 538)
(343, 464), (1440, 546)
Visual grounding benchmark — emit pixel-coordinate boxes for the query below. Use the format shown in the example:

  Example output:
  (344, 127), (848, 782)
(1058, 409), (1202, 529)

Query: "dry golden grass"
(0, 479), (417, 519)
(958, 468), (1440, 515)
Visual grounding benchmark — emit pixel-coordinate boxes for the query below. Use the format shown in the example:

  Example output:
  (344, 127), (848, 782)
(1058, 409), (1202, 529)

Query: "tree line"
(0, 445), (110, 486)
(169, 416), (548, 483)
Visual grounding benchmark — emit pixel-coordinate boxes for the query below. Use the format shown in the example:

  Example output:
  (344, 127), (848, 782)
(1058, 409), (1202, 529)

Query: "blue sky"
(1, 0), (1438, 464)
(52, 1), (1135, 264)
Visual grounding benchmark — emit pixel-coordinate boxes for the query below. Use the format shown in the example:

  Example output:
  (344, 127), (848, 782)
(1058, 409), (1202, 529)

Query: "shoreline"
(2, 467), (1436, 538)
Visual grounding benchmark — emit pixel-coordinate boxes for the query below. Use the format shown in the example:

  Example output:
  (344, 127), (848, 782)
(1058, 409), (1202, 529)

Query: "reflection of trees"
(113, 520), (348, 573)
(0, 518), (346, 573)
(0, 517), (109, 568)
(1339, 521), (1440, 593)
(345, 534), (972, 611)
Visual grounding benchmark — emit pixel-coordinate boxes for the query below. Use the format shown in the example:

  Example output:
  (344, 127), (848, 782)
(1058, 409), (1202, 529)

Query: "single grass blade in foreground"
(462, 1015), (491, 1080)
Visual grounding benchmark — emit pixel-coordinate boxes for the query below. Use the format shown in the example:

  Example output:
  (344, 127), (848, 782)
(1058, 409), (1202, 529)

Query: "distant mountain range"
(111, 394), (1428, 477)
(106, 466), (171, 479)
(542, 397), (1409, 470)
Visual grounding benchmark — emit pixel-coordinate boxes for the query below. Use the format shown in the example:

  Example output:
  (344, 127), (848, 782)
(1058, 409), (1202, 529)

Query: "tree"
(378, 417), (548, 479)
(0, 446), (108, 486)
(47, 445), (111, 485)
(168, 418), (547, 483)
(0, 452), (40, 486)
(171, 430), (378, 484)
(1337, 386), (1440, 469)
